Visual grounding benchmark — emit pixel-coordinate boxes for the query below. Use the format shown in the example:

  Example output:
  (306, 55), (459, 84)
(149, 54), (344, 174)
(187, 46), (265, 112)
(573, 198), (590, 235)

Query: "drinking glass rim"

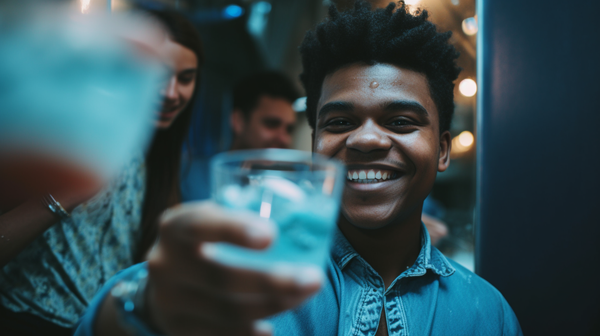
(211, 149), (345, 172)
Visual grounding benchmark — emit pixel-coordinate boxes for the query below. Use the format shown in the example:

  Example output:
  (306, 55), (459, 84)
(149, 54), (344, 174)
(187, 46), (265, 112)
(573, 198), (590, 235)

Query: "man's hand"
(145, 201), (323, 336)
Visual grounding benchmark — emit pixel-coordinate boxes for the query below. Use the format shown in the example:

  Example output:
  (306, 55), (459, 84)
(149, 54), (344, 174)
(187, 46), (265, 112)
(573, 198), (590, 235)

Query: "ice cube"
(260, 176), (306, 203)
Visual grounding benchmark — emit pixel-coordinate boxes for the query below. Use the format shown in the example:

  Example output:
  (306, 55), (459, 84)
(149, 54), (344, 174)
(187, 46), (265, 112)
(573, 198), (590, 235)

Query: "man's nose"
(346, 120), (392, 153)
(160, 77), (178, 100)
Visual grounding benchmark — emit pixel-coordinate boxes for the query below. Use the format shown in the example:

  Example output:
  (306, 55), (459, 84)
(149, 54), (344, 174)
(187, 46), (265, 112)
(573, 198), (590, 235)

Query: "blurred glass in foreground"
(0, 3), (168, 202)
(210, 149), (345, 271)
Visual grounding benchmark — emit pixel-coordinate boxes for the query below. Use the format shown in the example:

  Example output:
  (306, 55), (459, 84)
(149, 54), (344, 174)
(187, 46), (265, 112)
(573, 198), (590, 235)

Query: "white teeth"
(347, 169), (396, 183)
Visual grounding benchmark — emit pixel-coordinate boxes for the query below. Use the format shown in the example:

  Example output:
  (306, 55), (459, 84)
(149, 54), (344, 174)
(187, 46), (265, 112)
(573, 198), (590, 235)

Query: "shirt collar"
(331, 222), (455, 278)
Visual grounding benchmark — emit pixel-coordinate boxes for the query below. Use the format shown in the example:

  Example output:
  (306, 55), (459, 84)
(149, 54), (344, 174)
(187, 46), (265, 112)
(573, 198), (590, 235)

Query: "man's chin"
(349, 222), (391, 230)
(340, 208), (397, 231)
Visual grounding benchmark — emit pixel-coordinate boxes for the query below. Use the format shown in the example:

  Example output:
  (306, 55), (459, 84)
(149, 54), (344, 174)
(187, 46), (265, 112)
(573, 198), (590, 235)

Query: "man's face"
(313, 63), (451, 229)
(235, 95), (297, 149)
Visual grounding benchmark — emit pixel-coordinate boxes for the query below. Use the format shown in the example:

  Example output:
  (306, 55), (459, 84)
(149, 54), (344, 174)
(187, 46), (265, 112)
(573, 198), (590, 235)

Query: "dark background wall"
(476, 0), (600, 334)
(185, 0), (326, 157)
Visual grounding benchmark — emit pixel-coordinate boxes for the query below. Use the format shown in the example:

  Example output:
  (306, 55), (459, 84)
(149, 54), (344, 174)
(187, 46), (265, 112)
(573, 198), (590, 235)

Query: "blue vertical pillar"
(476, 0), (600, 335)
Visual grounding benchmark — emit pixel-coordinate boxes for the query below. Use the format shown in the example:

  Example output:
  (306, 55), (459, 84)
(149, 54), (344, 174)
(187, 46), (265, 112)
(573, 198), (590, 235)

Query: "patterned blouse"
(0, 152), (146, 327)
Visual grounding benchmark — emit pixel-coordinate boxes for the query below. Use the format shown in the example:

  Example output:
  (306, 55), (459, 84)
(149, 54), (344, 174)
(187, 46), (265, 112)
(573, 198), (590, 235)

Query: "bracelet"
(111, 267), (164, 336)
(41, 194), (71, 219)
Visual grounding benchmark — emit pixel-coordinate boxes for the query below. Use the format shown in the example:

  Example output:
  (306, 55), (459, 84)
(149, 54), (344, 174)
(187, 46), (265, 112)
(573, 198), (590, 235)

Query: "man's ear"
(438, 130), (451, 172)
(230, 109), (245, 136)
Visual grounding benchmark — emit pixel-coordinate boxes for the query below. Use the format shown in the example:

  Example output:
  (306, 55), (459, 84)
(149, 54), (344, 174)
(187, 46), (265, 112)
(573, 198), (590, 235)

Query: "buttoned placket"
(331, 224), (454, 336)
(347, 258), (413, 336)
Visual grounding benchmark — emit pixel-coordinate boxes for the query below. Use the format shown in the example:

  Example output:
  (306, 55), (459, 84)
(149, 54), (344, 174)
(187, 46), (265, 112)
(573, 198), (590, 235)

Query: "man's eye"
(322, 119), (353, 133)
(263, 118), (281, 129)
(327, 119), (351, 127)
(389, 119), (413, 126)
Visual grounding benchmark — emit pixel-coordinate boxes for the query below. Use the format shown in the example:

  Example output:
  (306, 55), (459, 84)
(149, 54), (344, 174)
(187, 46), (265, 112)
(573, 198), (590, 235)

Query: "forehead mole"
(369, 81), (379, 89)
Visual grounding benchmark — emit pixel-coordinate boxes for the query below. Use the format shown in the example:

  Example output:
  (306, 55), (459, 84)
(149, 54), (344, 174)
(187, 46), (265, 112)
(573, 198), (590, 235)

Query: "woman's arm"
(0, 190), (96, 267)
(0, 199), (61, 266)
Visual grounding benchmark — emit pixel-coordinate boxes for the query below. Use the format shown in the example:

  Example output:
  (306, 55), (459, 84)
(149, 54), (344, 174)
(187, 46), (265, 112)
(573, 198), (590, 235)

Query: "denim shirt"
(74, 224), (522, 336)
(269, 225), (523, 336)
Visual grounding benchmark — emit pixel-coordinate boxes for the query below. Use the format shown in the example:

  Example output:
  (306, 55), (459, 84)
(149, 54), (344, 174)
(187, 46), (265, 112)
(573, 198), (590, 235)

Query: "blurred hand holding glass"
(0, 3), (167, 200)
(210, 149), (345, 271)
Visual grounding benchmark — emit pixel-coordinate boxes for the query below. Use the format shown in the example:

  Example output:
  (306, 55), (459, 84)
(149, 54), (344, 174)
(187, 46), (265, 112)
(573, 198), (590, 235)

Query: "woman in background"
(0, 8), (204, 335)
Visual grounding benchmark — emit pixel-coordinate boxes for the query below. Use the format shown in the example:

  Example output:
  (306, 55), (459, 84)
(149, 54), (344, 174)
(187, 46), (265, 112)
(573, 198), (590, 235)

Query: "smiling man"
(74, 2), (521, 336)
(268, 2), (523, 335)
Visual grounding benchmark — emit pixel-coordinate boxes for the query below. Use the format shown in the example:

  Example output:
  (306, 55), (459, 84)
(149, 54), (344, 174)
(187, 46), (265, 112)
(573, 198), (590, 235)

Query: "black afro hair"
(299, 1), (461, 133)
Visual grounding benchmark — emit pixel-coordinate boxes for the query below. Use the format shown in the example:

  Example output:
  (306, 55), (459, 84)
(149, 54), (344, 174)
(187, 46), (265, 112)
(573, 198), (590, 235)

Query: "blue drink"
(0, 4), (165, 190)
(210, 150), (345, 271)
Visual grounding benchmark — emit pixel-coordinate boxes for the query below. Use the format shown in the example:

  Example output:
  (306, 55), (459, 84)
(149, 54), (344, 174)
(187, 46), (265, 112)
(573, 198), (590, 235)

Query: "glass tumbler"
(210, 149), (346, 271)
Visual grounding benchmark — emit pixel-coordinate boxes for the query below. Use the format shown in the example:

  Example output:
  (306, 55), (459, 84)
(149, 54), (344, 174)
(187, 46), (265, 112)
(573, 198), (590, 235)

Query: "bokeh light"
(293, 97), (307, 112)
(451, 131), (475, 158)
(223, 5), (244, 19)
(81, 0), (91, 13)
(459, 78), (477, 97)
(458, 131), (474, 147)
(462, 17), (478, 36)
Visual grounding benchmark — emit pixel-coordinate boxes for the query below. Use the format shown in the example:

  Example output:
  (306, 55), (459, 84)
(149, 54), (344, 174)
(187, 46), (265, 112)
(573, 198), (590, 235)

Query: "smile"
(346, 169), (398, 183)
(158, 107), (179, 120)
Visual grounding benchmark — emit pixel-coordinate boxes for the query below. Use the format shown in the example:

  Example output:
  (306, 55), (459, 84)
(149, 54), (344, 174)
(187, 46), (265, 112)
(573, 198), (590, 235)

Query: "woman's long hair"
(135, 8), (204, 262)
